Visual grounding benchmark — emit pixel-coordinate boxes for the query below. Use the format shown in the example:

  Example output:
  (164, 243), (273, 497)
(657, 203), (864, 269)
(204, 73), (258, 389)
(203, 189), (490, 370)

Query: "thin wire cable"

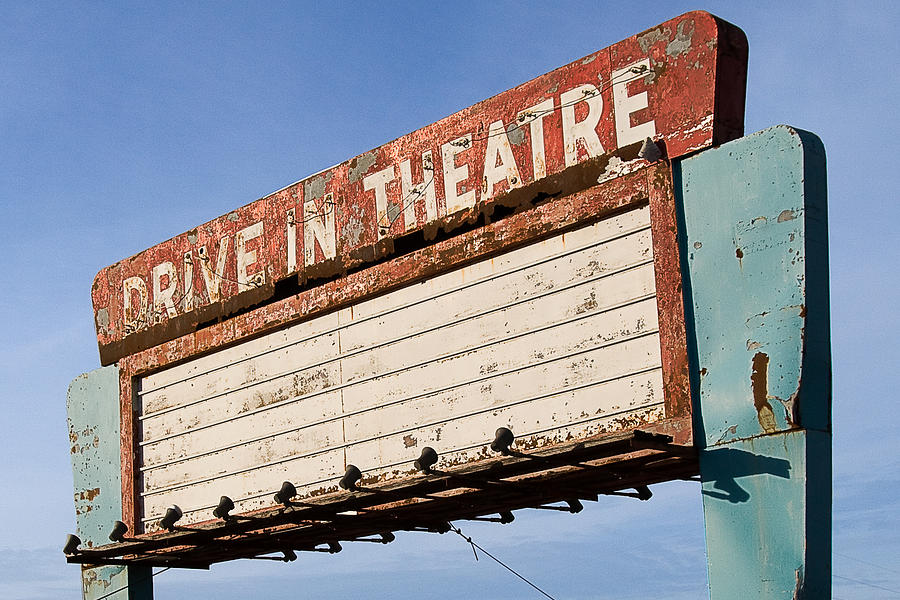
(449, 523), (557, 600)
(92, 567), (171, 600)
(833, 574), (900, 595)
(834, 550), (900, 576)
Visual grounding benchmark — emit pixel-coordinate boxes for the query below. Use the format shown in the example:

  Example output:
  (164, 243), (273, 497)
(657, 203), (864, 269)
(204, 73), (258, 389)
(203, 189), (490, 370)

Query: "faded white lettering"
(400, 151), (437, 232)
(236, 221), (264, 289)
(364, 165), (396, 239)
(442, 135), (475, 214)
(152, 261), (178, 319)
(561, 84), (605, 166)
(482, 120), (522, 198)
(199, 236), (230, 303)
(519, 99), (554, 181)
(304, 192), (336, 265)
(613, 59), (657, 148)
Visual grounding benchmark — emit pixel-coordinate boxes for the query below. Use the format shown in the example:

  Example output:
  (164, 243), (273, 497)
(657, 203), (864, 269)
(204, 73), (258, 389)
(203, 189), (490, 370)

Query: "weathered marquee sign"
(71, 11), (748, 568)
(92, 10), (746, 365)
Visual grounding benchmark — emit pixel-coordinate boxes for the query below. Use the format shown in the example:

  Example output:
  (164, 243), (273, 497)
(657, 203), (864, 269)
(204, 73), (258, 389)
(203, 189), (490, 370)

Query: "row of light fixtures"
(64, 427), (652, 558)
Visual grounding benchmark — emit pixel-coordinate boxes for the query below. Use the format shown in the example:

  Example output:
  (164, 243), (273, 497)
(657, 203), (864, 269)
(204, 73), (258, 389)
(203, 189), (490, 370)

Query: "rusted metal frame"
(118, 455), (682, 565)
(84, 448), (697, 567)
(120, 362), (140, 538)
(65, 556), (210, 569)
(118, 162), (677, 532)
(109, 428), (689, 557)
(647, 162), (693, 442)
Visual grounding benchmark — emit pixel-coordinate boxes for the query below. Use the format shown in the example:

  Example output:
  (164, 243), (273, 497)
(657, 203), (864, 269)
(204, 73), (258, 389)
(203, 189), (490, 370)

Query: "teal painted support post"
(676, 126), (830, 598)
(68, 366), (153, 600)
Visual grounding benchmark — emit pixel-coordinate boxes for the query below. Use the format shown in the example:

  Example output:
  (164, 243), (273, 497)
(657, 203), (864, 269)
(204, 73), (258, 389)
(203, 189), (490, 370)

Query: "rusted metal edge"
(81, 454), (697, 567)
(91, 428), (696, 566)
(66, 557), (210, 570)
(648, 163), (693, 430)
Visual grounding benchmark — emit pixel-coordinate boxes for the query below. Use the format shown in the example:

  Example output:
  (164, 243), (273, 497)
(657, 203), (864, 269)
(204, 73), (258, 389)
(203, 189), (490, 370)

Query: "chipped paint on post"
(678, 126), (830, 446)
(68, 367), (152, 599)
(91, 11), (747, 365)
(677, 126), (830, 598)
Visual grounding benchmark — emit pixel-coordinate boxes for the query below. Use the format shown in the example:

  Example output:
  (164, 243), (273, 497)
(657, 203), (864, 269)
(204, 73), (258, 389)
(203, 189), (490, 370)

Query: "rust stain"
(777, 209), (797, 222)
(77, 487), (101, 501)
(751, 352), (777, 433)
(781, 390), (800, 428)
(402, 435), (418, 448)
(574, 290), (599, 314)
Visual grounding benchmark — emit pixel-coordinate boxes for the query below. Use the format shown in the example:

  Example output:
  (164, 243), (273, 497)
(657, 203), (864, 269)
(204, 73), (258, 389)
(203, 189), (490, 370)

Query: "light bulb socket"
(339, 465), (362, 490)
(159, 505), (183, 531)
(213, 495), (236, 520)
(490, 427), (515, 455)
(109, 520), (129, 543)
(273, 481), (297, 507)
(63, 534), (81, 555)
(414, 447), (439, 473)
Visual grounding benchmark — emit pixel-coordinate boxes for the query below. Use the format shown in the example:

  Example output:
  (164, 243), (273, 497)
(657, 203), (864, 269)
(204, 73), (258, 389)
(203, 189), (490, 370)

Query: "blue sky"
(1, 1), (897, 598)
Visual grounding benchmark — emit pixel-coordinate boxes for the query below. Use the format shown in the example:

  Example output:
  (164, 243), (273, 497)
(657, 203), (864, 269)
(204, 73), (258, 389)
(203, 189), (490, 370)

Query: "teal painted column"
(68, 366), (153, 600)
(676, 126), (830, 598)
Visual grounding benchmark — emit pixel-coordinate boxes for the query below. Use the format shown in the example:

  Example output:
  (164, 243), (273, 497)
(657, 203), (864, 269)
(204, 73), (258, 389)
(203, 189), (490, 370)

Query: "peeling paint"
(96, 308), (109, 334)
(778, 209), (797, 222)
(348, 151), (378, 183)
(751, 352), (777, 433)
(637, 27), (671, 53)
(666, 19), (695, 56)
(506, 122), (526, 146)
(304, 172), (332, 203)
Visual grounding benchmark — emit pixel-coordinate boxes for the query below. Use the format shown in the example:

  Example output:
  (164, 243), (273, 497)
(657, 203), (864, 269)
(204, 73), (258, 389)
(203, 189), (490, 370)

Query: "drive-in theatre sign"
(73, 11), (748, 569)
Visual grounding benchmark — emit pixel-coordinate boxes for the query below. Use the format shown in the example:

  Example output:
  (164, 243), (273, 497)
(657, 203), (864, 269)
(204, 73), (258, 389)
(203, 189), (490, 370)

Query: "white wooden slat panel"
(339, 298), (659, 419)
(136, 205), (663, 527)
(342, 332), (662, 441)
(141, 391), (345, 491)
(139, 311), (342, 398)
(337, 251), (655, 387)
(338, 228), (654, 356)
(142, 446), (346, 525)
(347, 373), (665, 475)
(345, 205), (651, 324)
(140, 357), (343, 448)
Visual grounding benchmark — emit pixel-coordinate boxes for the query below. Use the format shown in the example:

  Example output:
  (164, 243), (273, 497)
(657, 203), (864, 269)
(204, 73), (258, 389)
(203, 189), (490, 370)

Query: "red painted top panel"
(93, 11), (747, 364)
